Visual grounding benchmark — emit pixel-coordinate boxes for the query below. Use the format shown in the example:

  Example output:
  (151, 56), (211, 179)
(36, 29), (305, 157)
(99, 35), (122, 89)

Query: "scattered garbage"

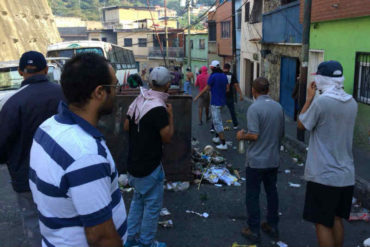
(226, 120), (233, 123)
(226, 141), (233, 146)
(292, 158), (298, 163)
(191, 138), (200, 146)
(233, 181), (242, 186)
(349, 198), (370, 222)
(288, 182), (301, 188)
(238, 140), (246, 154)
(279, 212), (283, 216)
(234, 170), (241, 179)
(118, 174), (128, 187)
(240, 177), (246, 181)
(166, 182), (190, 191)
(364, 238), (370, 247)
(160, 208), (171, 216)
(284, 169), (291, 174)
(231, 243), (257, 247)
(233, 146), (237, 150)
(214, 184), (223, 187)
(204, 167), (239, 186)
(212, 156), (225, 164)
(297, 163), (304, 167)
(349, 212), (370, 222)
(186, 210), (209, 218)
(158, 219), (173, 228)
(203, 145), (215, 156)
(276, 241), (288, 247)
(280, 145), (284, 151)
(224, 126), (232, 131)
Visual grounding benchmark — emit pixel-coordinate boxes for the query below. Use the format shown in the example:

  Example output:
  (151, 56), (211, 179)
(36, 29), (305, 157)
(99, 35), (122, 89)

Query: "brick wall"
(300, 0), (370, 23)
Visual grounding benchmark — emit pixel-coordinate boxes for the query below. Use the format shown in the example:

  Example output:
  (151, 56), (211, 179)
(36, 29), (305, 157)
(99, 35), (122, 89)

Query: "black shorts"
(303, 181), (354, 228)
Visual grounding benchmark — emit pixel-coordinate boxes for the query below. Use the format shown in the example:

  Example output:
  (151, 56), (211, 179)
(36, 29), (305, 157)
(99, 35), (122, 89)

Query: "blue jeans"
(183, 81), (191, 95)
(245, 167), (279, 233)
(127, 165), (165, 245)
(210, 105), (224, 133)
(226, 97), (238, 126)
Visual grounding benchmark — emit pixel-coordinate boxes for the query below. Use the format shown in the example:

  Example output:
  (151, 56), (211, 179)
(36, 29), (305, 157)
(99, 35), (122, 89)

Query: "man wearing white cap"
(298, 61), (357, 247)
(124, 67), (174, 247)
(194, 60), (228, 150)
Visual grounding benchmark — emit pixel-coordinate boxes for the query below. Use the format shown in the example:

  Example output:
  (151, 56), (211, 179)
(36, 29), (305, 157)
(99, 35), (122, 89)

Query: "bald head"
(252, 77), (269, 95)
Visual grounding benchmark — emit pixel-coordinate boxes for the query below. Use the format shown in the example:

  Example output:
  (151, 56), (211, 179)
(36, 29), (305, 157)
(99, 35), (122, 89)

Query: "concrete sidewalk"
(234, 96), (370, 209)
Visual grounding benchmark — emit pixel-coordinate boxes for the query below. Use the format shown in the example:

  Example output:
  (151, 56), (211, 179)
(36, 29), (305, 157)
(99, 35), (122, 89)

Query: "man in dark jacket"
(0, 51), (64, 246)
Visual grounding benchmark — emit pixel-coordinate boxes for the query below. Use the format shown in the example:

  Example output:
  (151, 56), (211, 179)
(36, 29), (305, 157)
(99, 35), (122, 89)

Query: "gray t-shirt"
(299, 95), (358, 187)
(246, 95), (285, 169)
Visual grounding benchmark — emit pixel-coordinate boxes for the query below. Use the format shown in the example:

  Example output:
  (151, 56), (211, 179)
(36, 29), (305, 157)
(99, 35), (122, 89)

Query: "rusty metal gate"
(98, 90), (193, 181)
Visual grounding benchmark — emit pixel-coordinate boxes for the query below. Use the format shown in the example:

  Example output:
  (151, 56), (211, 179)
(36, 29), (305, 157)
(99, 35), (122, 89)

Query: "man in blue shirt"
(194, 60), (228, 150)
(0, 51), (64, 246)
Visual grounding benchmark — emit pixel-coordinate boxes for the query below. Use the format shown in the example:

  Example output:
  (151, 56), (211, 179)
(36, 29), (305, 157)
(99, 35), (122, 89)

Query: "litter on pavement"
(186, 210), (209, 218)
(231, 243), (257, 247)
(364, 238), (370, 247)
(288, 182), (301, 188)
(276, 241), (288, 247)
(160, 208), (171, 216)
(297, 163), (304, 167)
(292, 158), (298, 163)
(158, 219), (173, 228)
(284, 169), (291, 174)
(165, 182), (190, 191)
(349, 197), (370, 222)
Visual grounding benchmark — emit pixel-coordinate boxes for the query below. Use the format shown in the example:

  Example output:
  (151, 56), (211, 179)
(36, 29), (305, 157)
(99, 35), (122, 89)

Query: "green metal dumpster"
(98, 89), (193, 181)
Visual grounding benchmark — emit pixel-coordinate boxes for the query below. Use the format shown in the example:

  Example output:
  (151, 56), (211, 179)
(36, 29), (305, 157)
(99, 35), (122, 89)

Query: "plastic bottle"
(238, 140), (245, 154)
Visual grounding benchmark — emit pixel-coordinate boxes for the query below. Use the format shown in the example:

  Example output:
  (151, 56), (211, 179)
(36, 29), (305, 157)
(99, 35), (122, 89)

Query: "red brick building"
(207, 0), (233, 66)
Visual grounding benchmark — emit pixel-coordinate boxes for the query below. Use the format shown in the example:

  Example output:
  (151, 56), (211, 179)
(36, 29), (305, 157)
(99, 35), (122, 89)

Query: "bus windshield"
(47, 48), (104, 58)
(0, 67), (23, 91)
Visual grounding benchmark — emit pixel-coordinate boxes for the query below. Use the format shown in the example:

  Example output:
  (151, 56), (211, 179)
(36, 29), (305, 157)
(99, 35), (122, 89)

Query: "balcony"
(262, 1), (302, 44)
(148, 47), (184, 60)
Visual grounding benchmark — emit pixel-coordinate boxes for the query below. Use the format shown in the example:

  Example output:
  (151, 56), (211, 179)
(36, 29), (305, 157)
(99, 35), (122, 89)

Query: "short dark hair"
(61, 53), (112, 106)
(252, 77), (269, 94)
(223, 63), (231, 70)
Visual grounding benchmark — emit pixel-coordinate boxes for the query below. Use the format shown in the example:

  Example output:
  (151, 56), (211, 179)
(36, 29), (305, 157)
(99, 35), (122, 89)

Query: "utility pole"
(187, 0), (192, 70)
(297, 0), (312, 142)
(231, 0), (236, 75)
(165, 0), (169, 65)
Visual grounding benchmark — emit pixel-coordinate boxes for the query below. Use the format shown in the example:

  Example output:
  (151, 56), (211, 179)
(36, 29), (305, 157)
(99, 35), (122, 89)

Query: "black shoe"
(261, 222), (279, 240)
(241, 227), (261, 243)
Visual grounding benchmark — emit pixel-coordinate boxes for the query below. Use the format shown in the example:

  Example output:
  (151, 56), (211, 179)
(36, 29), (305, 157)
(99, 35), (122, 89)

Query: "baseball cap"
(314, 60), (343, 77)
(209, 60), (220, 68)
(19, 51), (47, 73)
(149, 66), (172, 86)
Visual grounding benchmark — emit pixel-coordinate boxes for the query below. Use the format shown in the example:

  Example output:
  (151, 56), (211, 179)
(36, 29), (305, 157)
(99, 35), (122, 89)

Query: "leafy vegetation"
(48, 0), (214, 21)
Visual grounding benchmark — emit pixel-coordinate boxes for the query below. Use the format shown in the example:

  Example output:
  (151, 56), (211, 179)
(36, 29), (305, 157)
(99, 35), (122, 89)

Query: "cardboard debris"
(288, 182), (301, 188)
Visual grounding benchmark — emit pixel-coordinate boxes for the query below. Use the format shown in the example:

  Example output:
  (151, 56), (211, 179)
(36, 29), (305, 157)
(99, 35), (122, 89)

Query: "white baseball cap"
(149, 66), (172, 86)
(209, 60), (220, 68)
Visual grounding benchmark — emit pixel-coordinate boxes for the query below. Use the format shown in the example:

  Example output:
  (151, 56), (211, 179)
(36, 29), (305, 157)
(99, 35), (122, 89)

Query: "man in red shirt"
(195, 66), (210, 125)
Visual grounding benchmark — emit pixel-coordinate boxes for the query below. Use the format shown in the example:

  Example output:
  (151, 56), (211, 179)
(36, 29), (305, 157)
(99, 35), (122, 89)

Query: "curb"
(283, 134), (370, 209)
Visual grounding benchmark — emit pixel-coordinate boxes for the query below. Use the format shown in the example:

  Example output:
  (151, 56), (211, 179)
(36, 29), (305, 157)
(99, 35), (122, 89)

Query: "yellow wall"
(119, 9), (158, 21)
(117, 32), (152, 58)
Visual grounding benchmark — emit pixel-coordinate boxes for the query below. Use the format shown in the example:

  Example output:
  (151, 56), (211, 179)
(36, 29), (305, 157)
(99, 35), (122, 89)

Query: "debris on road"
(158, 219), (173, 228)
(297, 163), (304, 167)
(204, 167), (239, 186)
(203, 145), (215, 156)
(284, 169), (291, 174)
(349, 198), (370, 222)
(224, 126), (232, 131)
(214, 184), (223, 187)
(276, 241), (288, 247)
(226, 120), (233, 123)
(165, 182), (190, 191)
(231, 243), (257, 247)
(118, 174), (128, 187)
(160, 208), (171, 216)
(280, 145), (284, 151)
(288, 182), (301, 188)
(186, 210), (209, 218)
(226, 141), (233, 146)
(191, 138), (200, 146)
(292, 158), (298, 163)
(364, 238), (370, 247)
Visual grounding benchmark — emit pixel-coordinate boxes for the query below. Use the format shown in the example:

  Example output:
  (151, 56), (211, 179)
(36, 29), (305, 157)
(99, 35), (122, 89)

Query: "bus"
(47, 41), (138, 87)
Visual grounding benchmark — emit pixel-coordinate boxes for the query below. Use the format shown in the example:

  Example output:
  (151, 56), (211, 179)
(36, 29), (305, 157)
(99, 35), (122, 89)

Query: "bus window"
(122, 50), (130, 68)
(128, 51), (136, 68)
(47, 49), (74, 58)
(107, 47), (118, 64)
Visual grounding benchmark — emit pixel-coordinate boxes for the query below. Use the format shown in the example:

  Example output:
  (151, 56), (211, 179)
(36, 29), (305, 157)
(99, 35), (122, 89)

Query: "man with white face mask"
(298, 61), (358, 247)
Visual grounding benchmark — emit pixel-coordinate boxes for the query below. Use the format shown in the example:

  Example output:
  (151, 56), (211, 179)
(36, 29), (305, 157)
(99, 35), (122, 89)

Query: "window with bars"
(354, 52), (370, 104)
(250, 0), (262, 24)
(221, 21), (230, 38)
(124, 38), (132, 47)
(208, 21), (216, 41)
(138, 38), (147, 47)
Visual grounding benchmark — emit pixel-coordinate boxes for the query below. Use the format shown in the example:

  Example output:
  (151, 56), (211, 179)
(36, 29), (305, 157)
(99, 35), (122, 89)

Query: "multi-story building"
(184, 31), (208, 74)
(55, 16), (103, 41)
(239, 0), (262, 98)
(300, 0), (370, 149)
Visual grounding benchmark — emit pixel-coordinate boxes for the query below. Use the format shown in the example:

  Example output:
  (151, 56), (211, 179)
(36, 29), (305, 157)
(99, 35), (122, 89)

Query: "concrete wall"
(309, 16), (370, 150)
(117, 31), (151, 58)
(261, 43), (301, 101)
(0, 0), (61, 61)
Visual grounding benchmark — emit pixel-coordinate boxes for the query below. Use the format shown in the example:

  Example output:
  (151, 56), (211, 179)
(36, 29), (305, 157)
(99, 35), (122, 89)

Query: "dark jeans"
(226, 97), (238, 126)
(245, 167), (279, 233)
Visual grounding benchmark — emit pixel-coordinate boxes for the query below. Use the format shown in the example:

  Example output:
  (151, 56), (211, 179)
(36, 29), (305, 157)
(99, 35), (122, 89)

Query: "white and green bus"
(47, 40), (138, 87)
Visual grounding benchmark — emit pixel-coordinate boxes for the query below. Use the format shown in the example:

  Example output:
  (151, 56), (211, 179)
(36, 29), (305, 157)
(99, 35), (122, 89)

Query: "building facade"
(184, 32), (208, 74)
(300, 0), (370, 149)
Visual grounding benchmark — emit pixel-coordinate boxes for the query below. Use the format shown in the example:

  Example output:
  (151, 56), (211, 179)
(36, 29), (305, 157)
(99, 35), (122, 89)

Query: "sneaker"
(241, 227), (261, 243)
(216, 143), (228, 150)
(233, 125), (238, 130)
(125, 238), (140, 247)
(212, 137), (220, 144)
(139, 241), (167, 247)
(261, 222), (279, 240)
(210, 128), (215, 133)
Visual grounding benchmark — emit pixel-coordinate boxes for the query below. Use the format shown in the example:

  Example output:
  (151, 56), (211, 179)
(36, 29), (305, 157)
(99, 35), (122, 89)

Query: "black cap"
(315, 60), (343, 77)
(19, 51), (47, 73)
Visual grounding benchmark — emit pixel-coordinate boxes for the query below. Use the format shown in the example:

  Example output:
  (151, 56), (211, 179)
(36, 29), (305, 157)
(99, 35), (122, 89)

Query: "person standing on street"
(124, 67), (174, 247)
(237, 77), (284, 243)
(0, 51), (64, 246)
(223, 63), (244, 129)
(195, 66), (210, 125)
(29, 53), (127, 247)
(298, 61), (357, 247)
(194, 60), (228, 150)
(184, 67), (194, 95)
